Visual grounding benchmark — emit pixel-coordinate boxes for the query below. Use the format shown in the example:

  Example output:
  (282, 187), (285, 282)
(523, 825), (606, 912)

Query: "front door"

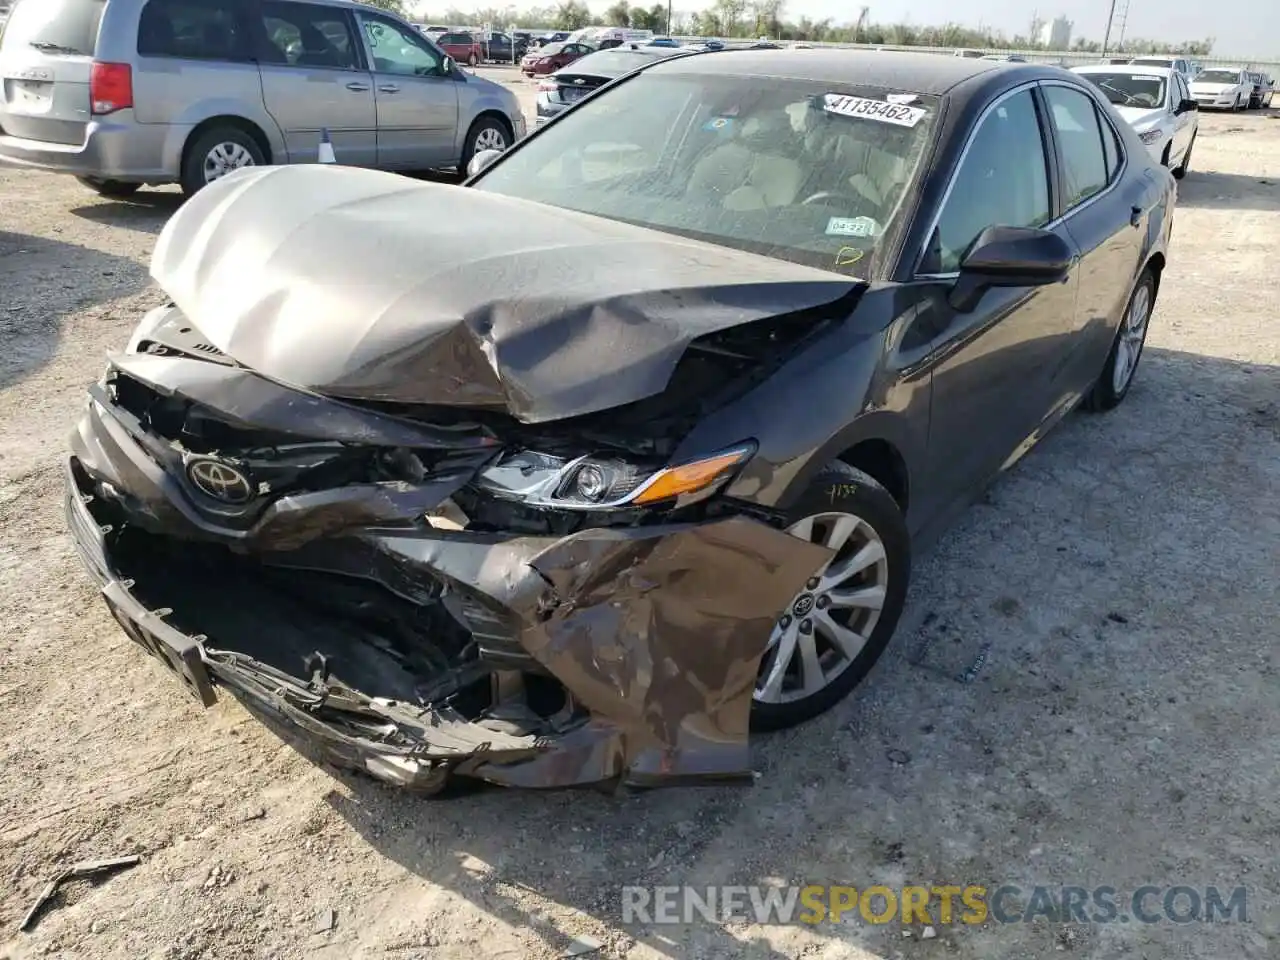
(254, 1), (377, 166)
(354, 11), (459, 169)
(918, 86), (1081, 507)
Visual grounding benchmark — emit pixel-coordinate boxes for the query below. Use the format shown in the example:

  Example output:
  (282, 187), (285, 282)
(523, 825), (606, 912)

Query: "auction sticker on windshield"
(823, 94), (927, 127)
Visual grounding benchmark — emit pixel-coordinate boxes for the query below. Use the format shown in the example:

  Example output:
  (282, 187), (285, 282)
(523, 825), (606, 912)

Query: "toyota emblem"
(187, 458), (253, 504)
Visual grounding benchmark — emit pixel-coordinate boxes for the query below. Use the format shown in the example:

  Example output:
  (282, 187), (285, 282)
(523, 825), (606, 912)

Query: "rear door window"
(137, 0), (251, 61)
(258, 1), (360, 70)
(1043, 86), (1109, 210)
(0, 0), (106, 56)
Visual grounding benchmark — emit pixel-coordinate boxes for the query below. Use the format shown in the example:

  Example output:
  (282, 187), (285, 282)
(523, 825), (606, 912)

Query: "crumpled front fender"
(383, 517), (832, 787)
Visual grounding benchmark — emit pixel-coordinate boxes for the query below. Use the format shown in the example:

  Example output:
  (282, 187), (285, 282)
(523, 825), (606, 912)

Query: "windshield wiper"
(29, 41), (85, 54)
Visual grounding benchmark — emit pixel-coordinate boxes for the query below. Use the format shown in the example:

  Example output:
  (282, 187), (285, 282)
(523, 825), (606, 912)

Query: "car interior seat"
(685, 113), (805, 211)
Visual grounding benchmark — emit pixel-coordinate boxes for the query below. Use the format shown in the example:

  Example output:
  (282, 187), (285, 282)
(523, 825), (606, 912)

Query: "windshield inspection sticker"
(703, 116), (736, 133)
(827, 216), (879, 238)
(886, 93), (922, 105)
(823, 93), (927, 127)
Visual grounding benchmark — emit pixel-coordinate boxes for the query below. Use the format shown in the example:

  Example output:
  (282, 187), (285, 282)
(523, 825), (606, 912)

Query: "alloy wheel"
(203, 142), (256, 184)
(474, 127), (508, 153)
(754, 512), (890, 705)
(1112, 281), (1152, 394)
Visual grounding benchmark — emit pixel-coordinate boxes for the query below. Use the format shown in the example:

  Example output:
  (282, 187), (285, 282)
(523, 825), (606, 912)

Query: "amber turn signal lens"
(631, 450), (751, 505)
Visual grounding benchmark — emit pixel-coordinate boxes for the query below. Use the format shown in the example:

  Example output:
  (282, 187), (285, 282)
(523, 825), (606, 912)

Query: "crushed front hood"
(151, 165), (857, 424)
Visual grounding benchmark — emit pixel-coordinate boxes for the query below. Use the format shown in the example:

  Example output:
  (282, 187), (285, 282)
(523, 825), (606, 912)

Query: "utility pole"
(666, 0), (672, 35)
(1100, 0), (1117, 56)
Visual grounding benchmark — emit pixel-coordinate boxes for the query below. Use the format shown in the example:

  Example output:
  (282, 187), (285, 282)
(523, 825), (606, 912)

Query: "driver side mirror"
(466, 148), (504, 177)
(948, 225), (1074, 313)
(441, 55), (456, 75)
(1175, 98), (1198, 114)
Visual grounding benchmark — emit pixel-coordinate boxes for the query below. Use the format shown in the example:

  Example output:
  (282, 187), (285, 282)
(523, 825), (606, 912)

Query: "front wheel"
(750, 462), (911, 732)
(459, 116), (511, 171)
(1083, 268), (1156, 412)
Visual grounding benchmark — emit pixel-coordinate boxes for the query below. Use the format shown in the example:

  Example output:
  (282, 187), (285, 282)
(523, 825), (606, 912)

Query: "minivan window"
(137, 0), (250, 61)
(259, 1), (359, 69)
(359, 13), (444, 77)
(0, 0), (106, 56)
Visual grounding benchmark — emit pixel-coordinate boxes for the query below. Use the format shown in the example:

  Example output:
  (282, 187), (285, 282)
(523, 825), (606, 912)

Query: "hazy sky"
(411, 0), (1279, 59)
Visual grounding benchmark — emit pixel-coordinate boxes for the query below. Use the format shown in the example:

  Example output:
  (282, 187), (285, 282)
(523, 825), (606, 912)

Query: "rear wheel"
(467, 52), (478, 66)
(1083, 268), (1155, 412)
(75, 176), (141, 199)
(180, 126), (265, 198)
(750, 462), (910, 731)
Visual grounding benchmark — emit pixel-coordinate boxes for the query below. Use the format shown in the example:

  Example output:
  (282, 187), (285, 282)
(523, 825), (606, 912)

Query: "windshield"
(1081, 72), (1167, 108)
(0, 0), (105, 55)
(1195, 69), (1240, 84)
(538, 42), (565, 55)
(472, 72), (938, 277)
(1129, 59), (1173, 67)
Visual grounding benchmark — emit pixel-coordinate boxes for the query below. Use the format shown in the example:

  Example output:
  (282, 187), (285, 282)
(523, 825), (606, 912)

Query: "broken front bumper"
(67, 386), (831, 791)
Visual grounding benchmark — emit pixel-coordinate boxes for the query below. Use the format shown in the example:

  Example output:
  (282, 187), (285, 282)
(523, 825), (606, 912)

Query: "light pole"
(1100, 0), (1117, 57)
(666, 0), (673, 36)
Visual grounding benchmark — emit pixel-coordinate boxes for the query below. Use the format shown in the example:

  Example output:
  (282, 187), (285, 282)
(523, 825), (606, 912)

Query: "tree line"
(363, 0), (1215, 55)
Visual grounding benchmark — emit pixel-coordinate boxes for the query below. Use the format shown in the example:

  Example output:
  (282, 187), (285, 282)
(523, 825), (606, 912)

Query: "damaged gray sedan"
(66, 50), (1171, 791)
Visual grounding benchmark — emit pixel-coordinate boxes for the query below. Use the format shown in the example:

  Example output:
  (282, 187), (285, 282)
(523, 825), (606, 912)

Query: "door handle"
(378, 84), (401, 93)
(345, 81), (370, 92)
(1130, 205), (1144, 228)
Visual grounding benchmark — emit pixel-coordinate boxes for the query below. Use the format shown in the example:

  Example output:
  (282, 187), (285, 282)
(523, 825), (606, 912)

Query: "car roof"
(646, 48), (1031, 95)
(1075, 64), (1172, 77)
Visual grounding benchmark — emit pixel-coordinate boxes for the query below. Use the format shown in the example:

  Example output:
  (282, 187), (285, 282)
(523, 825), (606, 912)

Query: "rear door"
(1041, 81), (1149, 397)
(1168, 72), (1193, 162)
(353, 9), (458, 169)
(132, 0), (260, 127)
(254, 0), (376, 166)
(0, 0), (106, 145)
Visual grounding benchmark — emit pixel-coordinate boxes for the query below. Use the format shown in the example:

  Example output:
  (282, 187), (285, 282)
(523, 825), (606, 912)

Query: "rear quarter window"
(0, 0), (106, 56)
(137, 0), (251, 61)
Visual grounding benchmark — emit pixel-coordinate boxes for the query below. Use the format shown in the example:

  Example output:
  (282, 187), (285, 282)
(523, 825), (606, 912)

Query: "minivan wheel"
(468, 52), (479, 66)
(1083, 268), (1156, 411)
(750, 462), (910, 732)
(181, 126), (265, 198)
(76, 177), (142, 199)
(460, 116), (511, 171)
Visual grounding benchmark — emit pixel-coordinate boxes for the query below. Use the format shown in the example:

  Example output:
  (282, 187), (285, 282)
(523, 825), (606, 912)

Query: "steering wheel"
(800, 191), (868, 208)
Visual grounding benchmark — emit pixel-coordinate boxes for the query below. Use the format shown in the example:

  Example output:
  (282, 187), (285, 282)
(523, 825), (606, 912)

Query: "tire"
(1083, 268), (1156, 412)
(1159, 142), (1171, 168)
(459, 115), (511, 171)
(750, 462), (911, 732)
(180, 125), (265, 198)
(1234, 94), (1243, 111)
(75, 176), (142, 199)
(467, 52), (478, 66)
(1173, 131), (1195, 179)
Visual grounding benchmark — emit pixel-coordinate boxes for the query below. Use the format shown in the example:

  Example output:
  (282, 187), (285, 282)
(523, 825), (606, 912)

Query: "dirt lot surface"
(1, 75), (1277, 960)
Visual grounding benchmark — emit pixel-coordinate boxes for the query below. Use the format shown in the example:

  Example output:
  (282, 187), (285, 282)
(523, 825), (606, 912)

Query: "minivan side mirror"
(466, 148), (504, 177)
(441, 55), (456, 75)
(948, 225), (1074, 313)
(1175, 98), (1198, 114)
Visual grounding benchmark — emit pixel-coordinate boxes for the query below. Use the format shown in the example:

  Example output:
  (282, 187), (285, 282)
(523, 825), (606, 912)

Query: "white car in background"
(1188, 67), (1253, 110)
(1073, 64), (1198, 176)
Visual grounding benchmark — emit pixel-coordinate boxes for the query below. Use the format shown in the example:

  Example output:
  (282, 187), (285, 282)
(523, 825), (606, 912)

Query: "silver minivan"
(0, 0), (525, 197)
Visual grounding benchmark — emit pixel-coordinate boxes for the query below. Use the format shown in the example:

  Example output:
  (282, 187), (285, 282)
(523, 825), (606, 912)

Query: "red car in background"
(520, 42), (594, 77)
(435, 31), (483, 67)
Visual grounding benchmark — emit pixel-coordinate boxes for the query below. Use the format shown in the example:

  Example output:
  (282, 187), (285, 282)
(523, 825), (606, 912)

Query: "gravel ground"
(1, 79), (1277, 960)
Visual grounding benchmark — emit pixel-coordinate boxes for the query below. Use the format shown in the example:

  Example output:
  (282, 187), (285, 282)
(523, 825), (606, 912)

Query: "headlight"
(475, 443), (755, 510)
(1138, 128), (1164, 144)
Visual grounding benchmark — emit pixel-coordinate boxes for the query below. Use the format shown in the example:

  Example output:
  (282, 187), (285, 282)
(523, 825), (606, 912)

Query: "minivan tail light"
(90, 62), (133, 115)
